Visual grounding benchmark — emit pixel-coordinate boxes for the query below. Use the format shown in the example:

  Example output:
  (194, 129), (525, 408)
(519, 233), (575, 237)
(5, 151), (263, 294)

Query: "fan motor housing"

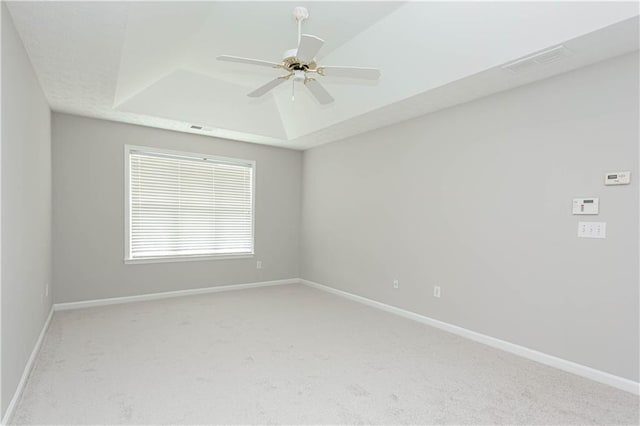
(282, 48), (316, 73)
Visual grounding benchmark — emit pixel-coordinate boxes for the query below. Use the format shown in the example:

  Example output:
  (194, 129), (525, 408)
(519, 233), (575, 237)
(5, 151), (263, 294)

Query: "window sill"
(124, 254), (254, 265)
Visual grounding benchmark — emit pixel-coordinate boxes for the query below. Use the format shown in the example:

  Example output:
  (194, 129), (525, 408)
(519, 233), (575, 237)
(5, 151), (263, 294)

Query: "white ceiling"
(6, 1), (639, 150)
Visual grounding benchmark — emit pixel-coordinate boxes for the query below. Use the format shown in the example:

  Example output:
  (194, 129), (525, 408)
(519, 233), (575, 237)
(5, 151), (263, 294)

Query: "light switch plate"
(578, 221), (606, 239)
(572, 198), (599, 215)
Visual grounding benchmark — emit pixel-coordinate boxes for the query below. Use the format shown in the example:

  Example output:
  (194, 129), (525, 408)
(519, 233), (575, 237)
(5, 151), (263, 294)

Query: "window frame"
(123, 144), (256, 264)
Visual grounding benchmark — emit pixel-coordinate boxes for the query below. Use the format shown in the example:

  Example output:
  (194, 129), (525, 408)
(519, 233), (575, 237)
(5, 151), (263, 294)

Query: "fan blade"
(305, 79), (334, 105)
(296, 34), (324, 62)
(217, 55), (280, 68)
(248, 77), (288, 98)
(318, 66), (381, 80)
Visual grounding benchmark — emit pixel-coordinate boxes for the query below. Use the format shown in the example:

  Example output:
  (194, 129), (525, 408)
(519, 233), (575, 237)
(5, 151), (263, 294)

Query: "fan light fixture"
(217, 6), (381, 105)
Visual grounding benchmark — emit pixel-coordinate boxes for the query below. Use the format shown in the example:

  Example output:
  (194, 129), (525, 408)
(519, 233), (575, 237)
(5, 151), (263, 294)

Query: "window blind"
(128, 149), (254, 260)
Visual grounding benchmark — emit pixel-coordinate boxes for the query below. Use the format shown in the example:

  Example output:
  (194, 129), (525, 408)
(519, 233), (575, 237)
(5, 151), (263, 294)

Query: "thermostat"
(605, 171), (630, 185)
(572, 198), (599, 215)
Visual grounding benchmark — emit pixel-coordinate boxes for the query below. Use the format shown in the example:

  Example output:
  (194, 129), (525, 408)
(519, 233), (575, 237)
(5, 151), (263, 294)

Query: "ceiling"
(6, 1), (639, 150)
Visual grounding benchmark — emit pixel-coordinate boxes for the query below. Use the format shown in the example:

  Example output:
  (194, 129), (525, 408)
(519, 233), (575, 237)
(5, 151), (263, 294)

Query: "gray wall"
(301, 52), (639, 382)
(52, 114), (302, 303)
(1, 3), (53, 416)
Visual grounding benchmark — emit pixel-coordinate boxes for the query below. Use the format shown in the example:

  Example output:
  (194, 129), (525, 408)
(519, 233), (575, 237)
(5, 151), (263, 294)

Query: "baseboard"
(300, 279), (640, 396)
(54, 278), (299, 311)
(1, 307), (54, 426)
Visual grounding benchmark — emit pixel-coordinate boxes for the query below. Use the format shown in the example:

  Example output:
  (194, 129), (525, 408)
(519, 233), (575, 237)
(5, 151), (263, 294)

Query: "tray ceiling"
(6, 1), (639, 149)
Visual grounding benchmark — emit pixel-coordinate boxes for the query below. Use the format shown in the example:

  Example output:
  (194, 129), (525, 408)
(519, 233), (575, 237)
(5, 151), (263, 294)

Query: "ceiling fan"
(217, 6), (381, 105)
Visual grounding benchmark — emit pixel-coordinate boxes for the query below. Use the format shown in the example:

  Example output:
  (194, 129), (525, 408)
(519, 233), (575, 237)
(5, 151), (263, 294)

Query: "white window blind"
(127, 148), (254, 261)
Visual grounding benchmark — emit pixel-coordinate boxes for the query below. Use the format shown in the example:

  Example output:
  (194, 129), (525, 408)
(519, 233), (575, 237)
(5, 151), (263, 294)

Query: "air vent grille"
(502, 46), (572, 74)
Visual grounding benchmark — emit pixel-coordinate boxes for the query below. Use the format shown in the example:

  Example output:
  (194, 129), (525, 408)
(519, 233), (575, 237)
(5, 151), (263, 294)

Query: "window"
(124, 145), (255, 263)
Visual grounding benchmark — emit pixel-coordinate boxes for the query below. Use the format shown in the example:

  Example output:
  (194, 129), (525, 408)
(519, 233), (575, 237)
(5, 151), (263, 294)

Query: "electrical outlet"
(45, 283), (49, 297)
(256, 260), (262, 269)
(433, 286), (441, 298)
(393, 279), (399, 289)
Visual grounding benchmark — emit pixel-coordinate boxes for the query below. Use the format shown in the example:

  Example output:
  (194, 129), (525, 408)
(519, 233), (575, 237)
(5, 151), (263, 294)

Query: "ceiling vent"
(502, 45), (572, 74)
(190, 125), (214, 132)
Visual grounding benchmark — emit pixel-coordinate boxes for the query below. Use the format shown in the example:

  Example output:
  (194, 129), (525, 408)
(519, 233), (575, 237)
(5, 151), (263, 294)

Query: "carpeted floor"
(11, 284), (639, 425)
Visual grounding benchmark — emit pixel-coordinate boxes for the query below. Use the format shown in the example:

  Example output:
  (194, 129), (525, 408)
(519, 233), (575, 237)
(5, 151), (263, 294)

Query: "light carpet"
(11, 284), (639, 425)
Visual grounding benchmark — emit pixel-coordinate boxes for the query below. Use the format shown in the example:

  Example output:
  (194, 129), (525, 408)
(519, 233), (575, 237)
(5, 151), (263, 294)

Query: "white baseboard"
(2, 307), (54, 426)
(300, 279), (640, 396)
(54, 278), (299, 311)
